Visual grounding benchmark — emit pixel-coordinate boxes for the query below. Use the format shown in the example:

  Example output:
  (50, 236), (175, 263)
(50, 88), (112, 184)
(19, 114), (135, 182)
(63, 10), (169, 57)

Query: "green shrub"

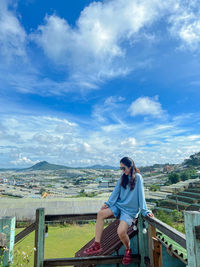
(168, 173), (180, 184)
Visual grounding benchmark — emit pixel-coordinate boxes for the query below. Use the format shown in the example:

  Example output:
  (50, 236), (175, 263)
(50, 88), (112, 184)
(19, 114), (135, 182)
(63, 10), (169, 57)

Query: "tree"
(171, 209), (183, 222)
(180, 172), (189, 181)
(184, 152), (200, 167)
(168, 173), (180, 184)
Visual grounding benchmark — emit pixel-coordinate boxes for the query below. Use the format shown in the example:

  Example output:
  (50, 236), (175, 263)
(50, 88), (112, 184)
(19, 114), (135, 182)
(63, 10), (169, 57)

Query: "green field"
(14, 223), (96, 267)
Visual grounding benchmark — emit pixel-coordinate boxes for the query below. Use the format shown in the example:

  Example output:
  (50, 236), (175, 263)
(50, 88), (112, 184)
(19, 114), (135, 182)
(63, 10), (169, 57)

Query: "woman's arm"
(104, 178), (121, 207)
(137, 174), (152, 216)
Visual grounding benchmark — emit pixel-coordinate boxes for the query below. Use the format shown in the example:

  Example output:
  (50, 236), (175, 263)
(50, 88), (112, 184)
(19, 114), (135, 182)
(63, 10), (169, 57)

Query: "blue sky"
(0, 0), (200, 168)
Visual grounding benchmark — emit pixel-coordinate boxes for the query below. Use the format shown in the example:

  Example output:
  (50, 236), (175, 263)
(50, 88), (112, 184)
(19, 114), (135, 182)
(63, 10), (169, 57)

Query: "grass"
(14, 223), (96, 267)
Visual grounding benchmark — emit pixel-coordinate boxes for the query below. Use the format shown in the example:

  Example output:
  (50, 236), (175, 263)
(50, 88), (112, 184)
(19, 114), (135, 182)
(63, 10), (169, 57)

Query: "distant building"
(98, 180), (116, 188)
(16, 181), (25, 187)
(163, 165), (174, 173)
(9, 179), (16, 186)
(29, 195), (41, 199)
(99, 182), (109, 188)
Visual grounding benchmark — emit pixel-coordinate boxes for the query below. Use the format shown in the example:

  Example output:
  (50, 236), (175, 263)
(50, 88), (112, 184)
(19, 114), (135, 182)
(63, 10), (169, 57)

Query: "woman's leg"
(117, 220), (130, 249)
(83, 207), (115, 255)
(95, 208), (114, 242)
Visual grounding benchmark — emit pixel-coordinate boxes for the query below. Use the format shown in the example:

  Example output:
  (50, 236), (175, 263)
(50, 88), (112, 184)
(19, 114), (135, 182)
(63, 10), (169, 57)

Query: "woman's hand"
(101, 204), (108, 210)
(147, 212), (154, 217)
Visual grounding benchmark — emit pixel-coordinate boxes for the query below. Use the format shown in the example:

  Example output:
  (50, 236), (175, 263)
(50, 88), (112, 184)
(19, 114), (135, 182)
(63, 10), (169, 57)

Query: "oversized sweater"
(104, 173), (151, 217)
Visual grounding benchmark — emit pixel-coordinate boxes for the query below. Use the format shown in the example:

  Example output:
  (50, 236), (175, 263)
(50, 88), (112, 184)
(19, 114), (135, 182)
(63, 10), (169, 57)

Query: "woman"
(83, 157), (154, 265)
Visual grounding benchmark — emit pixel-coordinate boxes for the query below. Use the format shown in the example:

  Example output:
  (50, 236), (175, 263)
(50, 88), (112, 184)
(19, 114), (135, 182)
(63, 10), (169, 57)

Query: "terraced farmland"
(156, 180), (200, 212)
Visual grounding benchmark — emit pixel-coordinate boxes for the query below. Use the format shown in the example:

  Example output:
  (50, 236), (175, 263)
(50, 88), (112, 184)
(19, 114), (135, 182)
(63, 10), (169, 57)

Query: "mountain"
(0, 161), (118, 172)
(21, 161), (71, 171)
(84, 165), (118, 170)
(2, 151), (199, 172)
(26, 162), (118, 171)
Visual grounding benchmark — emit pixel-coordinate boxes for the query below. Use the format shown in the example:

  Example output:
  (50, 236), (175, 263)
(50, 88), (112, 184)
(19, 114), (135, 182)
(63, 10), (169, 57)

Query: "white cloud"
(101, 124), (124, 133)
(186, 135), (200, 141)
(121, 137), (137, 147)
(1, 0), (200, 96)
(92, 96), (126, 123)
(83, 142), (92, 153)
(1, 111), (200, 168)
(29, 0), (200, 91)
(0, 0), (26, 60)
(168, 0), (200, 51)
(11, 154), (38, 166)
(30, 0), (171, 88)
(128, 96), (165, 118)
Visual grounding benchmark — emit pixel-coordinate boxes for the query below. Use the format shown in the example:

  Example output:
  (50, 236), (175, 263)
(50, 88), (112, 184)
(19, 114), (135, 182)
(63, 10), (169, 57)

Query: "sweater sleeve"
(137, 174), (151, 216)
(104, 178), (121, 207)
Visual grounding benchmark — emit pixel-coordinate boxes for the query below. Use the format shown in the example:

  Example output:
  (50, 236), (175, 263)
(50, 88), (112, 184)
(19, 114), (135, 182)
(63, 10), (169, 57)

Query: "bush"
(156, 209), (183, 223)
(171, 209), (183, 222)
(168, 173), (180, 184)
(149, 184), (160, 191)
(155, 210), (173, 226)
(180, 172), (189, 181)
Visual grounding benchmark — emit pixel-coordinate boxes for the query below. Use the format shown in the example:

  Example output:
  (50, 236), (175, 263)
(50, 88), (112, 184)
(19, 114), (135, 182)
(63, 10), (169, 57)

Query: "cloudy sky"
(0, 0), (200, 168)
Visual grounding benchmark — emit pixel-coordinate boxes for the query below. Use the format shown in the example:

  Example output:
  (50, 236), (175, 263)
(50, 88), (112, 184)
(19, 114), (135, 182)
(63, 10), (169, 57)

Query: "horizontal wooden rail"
(45, 213), (115, 222)
(15, 222), (36, 244)
(143, 215), (186, 249)
(43, 254), (141, 266)
(45, 213), (186, 248)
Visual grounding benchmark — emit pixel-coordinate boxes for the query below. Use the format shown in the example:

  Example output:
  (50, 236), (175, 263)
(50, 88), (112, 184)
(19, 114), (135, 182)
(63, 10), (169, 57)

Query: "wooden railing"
(43, 255), (141, 266)
(141, 214), (187, 266)
(15, 222), (36, 244)
(144, 215), (186, 248)
(1, 210), (200, 267)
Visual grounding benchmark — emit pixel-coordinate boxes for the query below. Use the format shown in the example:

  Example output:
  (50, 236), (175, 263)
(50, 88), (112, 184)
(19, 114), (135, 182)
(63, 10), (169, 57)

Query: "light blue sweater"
(105, 173), (151, 217)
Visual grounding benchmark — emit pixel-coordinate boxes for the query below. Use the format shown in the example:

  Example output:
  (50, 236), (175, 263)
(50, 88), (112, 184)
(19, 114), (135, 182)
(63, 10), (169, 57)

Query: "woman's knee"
(97, 208), (113, 219)
(117, 227), (127, 238)
(97, 209), (106, 219)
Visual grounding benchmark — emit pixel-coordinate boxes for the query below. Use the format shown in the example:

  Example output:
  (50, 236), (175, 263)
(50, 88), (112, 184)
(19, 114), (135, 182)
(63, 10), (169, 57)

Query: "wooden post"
(152, 237), (162, 267)
(148, 224), (156, 266)
(148, 224), (162, 267)
(184, 211), (200, 267)
(34, 208), (45, 267)
(138, 214), (149, 266)
(0, 216), (16, 267)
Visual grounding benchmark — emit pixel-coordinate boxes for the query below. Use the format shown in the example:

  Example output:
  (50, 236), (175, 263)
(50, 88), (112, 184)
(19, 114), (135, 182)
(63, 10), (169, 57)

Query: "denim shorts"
(109, 205), (135, 226)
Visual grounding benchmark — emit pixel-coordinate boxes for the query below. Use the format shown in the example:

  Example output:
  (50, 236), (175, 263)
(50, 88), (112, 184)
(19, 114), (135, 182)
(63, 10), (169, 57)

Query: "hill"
(1, 151), (200, 171)
(21, 161), (71, 171)
(84, 164), (118, 170)
(183, 152), (200, 167)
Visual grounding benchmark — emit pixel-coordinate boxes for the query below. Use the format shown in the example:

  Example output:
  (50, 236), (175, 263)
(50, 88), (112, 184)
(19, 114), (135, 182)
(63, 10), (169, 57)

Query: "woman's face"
(120, 163), (131, 176)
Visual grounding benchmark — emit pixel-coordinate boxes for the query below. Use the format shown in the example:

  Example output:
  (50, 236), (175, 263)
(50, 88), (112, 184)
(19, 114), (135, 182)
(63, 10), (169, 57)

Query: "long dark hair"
(120, 157), (140, 190)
